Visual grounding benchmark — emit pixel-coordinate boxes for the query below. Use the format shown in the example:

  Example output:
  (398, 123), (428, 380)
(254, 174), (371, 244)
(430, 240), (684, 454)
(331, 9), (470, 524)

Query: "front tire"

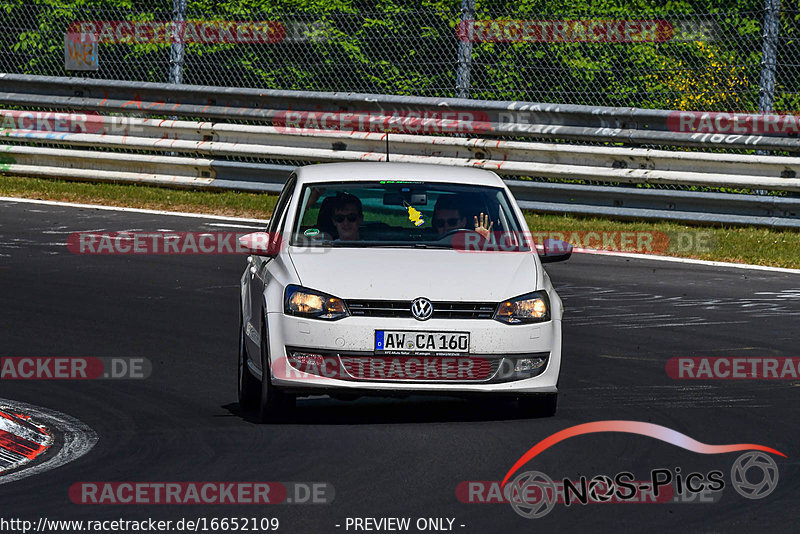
(238, 314), (260, 410)
(517, 393), (557, 418)
(258, 321), (295, 423)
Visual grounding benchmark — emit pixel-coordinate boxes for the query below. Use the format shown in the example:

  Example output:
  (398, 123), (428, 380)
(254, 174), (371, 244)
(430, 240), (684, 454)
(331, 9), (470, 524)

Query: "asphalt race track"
(1, 198), (798, 532)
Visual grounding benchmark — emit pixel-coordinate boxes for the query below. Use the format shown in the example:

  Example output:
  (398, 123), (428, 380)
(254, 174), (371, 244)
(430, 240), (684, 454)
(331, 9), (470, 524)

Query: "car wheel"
(258, 321), (296, 423)
(517, 393), (557, 418)
(238, 314), (260, 410)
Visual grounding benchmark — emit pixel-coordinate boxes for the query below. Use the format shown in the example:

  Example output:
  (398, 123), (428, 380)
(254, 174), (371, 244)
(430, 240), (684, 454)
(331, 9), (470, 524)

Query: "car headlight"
(284, 285), (349, 321)
(494, 291), (550, 324)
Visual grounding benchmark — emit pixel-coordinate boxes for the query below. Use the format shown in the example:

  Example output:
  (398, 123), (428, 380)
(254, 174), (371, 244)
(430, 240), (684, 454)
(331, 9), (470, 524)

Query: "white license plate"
(375, 331), (470, 355)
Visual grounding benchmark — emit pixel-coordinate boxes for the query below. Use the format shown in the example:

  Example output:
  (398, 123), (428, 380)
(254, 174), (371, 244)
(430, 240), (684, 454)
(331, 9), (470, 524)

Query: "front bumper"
(264, 313), (561, 394)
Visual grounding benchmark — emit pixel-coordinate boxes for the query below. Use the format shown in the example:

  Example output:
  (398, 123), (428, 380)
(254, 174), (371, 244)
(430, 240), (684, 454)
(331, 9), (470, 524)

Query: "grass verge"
(2, 175), (798, 269)
(0, 175), (278, 219)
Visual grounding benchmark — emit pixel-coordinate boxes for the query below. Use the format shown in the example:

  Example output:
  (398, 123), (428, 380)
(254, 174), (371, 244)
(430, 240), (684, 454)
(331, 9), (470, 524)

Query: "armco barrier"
(0, 74), (798, 227)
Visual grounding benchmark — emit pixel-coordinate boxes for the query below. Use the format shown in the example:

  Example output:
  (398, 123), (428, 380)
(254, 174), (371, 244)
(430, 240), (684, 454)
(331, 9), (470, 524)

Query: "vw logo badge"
(411, 297), (433, 321)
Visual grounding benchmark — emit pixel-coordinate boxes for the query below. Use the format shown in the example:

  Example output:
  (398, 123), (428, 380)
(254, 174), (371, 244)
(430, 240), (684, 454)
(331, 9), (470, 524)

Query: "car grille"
(347, 300), (496, 319)
(338, 356), (501, 382)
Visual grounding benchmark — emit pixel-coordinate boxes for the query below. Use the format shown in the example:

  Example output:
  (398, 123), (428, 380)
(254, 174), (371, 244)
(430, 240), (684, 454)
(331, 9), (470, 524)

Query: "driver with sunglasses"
(432, 196), (493, 240)
(330, 193), (363, 241)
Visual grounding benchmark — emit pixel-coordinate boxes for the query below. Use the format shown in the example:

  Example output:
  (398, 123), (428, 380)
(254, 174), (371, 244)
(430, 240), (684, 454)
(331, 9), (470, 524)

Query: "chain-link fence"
(0, 0), (798, 113)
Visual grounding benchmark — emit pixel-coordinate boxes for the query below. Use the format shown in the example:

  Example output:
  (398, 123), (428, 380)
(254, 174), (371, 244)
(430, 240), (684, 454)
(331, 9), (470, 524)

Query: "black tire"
(238, 314), (260, 410)
(258, 321), (296, 423)
(517, 393), (557, 418)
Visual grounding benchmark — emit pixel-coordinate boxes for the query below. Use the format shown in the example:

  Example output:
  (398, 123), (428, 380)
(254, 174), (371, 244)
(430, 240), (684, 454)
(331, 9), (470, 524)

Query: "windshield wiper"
(293, 240), (454, 249)
(412, 242), (453, 249)
(365, 242), (453, 249)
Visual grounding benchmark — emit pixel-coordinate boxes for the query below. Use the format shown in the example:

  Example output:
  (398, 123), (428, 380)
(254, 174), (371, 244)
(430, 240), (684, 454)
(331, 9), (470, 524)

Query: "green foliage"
(0, 0), (795, 111)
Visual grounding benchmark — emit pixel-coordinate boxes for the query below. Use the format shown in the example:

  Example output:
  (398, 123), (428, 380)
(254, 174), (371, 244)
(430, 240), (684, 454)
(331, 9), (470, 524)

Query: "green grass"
(523, 212), (800, 269)
(2, 174), (799, 269)
(0, 175), (278, 219)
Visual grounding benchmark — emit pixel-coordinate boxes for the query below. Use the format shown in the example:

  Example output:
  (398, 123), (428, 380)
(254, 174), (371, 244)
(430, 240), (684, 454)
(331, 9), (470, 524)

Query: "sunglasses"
(333, 213), (359, 223)
(433, 217), (460, 228)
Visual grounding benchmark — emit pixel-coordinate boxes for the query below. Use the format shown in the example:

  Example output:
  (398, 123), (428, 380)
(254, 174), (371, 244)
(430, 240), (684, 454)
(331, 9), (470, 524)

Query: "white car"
(238, 162), (569, 422)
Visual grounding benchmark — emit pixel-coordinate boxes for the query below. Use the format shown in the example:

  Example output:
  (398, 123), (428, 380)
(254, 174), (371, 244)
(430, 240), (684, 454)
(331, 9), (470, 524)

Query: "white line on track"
(613, 320), (752, 329)
(205, 222), (268, 229)
(2, 196), (798, 274)
(0, 398), (98, 485)
(0, 196), (269, 223)
(42, 228), (106, 234)
(576, 248), (800, 275)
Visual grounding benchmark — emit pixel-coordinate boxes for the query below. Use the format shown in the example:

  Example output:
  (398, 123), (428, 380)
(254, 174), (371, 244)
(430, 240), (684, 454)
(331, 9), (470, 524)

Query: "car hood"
(287, 247), (538, 301)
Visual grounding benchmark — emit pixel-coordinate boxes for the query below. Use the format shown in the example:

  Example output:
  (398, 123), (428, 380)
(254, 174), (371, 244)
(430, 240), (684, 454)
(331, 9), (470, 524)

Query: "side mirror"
(537, 238), (572, 263)
(239, 232), (282, 257)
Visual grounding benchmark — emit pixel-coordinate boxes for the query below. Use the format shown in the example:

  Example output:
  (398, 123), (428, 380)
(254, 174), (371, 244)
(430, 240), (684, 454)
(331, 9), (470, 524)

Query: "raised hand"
(474, 212), (493, 240)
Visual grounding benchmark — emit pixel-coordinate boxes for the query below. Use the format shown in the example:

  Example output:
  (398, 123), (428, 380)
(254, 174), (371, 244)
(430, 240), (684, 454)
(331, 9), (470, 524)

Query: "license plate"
(375, 331), (470, 355)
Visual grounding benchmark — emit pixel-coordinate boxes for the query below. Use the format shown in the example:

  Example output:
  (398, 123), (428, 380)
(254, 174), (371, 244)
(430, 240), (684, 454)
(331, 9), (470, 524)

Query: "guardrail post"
(169, 0), (187, 84)
(455, 0), (475, 99)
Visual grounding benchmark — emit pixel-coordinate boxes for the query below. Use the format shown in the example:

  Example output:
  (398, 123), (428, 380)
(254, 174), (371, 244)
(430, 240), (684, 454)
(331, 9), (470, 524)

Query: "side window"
(267, 175), (296, 235)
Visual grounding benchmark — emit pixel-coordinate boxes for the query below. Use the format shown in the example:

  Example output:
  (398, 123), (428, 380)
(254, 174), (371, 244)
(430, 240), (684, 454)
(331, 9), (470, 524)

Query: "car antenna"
(385, 132), (390, 162)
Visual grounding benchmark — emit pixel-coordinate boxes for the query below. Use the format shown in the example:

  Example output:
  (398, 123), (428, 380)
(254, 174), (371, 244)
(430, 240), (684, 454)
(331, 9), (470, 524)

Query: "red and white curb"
(0, 399), (97, 485)
(0, 408), (52, 474)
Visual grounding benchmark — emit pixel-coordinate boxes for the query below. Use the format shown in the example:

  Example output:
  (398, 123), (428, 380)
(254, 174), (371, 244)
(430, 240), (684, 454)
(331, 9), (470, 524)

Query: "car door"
(245, 174), (296, 361)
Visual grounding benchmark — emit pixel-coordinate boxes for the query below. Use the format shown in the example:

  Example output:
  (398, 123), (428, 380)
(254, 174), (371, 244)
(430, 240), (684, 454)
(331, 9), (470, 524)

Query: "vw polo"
(238, 162), (569, 422)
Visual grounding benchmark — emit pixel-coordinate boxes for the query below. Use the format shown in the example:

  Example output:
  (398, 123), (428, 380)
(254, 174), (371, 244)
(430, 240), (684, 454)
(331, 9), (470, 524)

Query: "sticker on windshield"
(304, 228), (320, 237)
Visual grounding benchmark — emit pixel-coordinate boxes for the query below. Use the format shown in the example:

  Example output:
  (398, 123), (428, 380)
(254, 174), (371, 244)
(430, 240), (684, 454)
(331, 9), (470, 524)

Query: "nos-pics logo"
(498, 421), (784, 519)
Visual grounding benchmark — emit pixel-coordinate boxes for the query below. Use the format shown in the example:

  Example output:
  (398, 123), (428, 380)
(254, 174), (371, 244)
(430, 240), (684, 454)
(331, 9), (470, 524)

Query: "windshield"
(290, 180), (530, 250)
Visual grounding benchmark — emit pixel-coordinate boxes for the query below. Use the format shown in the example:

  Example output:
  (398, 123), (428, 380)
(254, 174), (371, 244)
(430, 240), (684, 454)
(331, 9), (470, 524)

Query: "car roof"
(293, 162), (505, 187)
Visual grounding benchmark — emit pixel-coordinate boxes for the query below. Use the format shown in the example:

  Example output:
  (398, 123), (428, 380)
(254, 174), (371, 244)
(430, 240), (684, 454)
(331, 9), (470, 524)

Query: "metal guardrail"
(0, 74), (798, 228)
(2, 73), (800, 152)
(5, 115), (800, 191)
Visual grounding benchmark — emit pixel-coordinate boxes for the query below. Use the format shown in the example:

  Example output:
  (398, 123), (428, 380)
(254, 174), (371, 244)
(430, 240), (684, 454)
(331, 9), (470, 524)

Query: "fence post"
(756, 0), (780, 194)
(169, 0), (187, 84)
(758, 0), (780, 115)
(455, 0), (475, 99)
